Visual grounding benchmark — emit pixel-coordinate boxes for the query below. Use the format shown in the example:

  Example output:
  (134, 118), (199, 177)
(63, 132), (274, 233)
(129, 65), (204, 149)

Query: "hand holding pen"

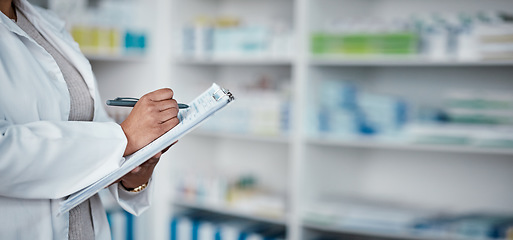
(110, 88), (187, 156)
(109, 88), (184, 189)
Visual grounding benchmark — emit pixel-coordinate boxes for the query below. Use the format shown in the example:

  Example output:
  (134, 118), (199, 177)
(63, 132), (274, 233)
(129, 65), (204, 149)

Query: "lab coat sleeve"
(0, 117), (128, 199)
(108, 180), (154, 216)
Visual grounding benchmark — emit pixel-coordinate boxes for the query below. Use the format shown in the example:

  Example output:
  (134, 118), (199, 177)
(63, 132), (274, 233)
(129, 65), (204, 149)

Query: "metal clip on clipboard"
(213, 87), (235, 102)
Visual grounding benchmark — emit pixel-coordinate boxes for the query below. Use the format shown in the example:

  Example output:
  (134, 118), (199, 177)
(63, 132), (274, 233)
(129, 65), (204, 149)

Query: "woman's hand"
(118, 142), (176, 190)
(120, 88), (180, 156)
(116, 88), (180, 190)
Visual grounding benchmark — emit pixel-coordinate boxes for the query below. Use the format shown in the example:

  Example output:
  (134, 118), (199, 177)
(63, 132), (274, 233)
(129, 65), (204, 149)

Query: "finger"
(142, 159), (159, 168)
(148, 88), (174, 102)
(161, 116), (180, 130)
(161, 142), (175, 154)
(158, 99), (178, 112)
(158, 107), (179, 123)
(152, 151), (163, 159)
(131, 166), (141, 173)
(143, 153), (161, 164)
(137, 160), (159, 173)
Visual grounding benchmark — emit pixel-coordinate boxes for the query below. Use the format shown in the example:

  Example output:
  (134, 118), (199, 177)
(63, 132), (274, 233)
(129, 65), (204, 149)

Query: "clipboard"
(59, 83), (234, 214)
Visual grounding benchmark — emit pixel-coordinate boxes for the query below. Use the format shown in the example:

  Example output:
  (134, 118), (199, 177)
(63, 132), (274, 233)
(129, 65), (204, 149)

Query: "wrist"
(120, 181), (148, 193)
(120, 123), (136, 156)
(123, 142), (136, 157)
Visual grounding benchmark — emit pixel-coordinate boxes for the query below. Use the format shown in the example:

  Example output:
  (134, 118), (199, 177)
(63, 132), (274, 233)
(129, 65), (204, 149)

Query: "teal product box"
(124, 31), (147, 53)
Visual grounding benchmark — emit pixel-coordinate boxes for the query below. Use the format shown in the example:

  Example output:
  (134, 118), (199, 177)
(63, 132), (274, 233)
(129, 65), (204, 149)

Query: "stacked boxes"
(171, 213), (286, 240)
(311, 12), (513, 61)
(180, 16), (294, 58)
(71, 27), (147, 55)
(311, 80), (407, 138)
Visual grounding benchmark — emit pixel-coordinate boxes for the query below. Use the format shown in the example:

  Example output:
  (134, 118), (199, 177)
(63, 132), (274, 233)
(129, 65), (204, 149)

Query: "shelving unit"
(173, 199), (287, 226)
(191, 131), (290, 145)
(303, 223), (505, 240)
(306, 136), (513, 156)
(175, 56), (293, 66)
(43, 0), (513, 239)
(300, 3), (513, 240)
(309, 56), (513, 67)
(303, 223), (438, 240)
(159, 0), (513, 240)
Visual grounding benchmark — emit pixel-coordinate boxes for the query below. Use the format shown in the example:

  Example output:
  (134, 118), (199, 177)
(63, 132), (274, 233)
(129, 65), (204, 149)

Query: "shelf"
(85, 54), (147, 62)
(306, 136), (513, 156)
(303, 222), (496, 240)
(172, 199), (287, 226)
(175, 56), (293, 66)
(309, 55), (513, 67)
(190, 130), (290, 144)
(304, 223), (431, 240)
(68, 0), (513, 239)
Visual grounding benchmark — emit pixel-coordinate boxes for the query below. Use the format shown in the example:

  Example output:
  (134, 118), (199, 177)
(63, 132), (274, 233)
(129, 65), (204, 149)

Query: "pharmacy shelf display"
(59, 0), (513, 239)
(191, 131), (513, 156)
(173, 199), (287, 226)
(301, 1), (513, 240)
(165, 0), (296, 240)
(303, 223), (501, 240)
(64, 0), (150, 58)
(164, 0), (513, 240)
(303, 223), (438, 240)
(171, 200), (287, 240)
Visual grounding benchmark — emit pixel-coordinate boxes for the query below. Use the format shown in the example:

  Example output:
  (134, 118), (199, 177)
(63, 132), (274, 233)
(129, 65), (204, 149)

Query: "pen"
(106, 97), (189, 109)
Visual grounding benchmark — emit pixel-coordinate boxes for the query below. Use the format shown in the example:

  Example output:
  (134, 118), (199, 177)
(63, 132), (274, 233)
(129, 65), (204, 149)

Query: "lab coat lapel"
(0, 10), (28, 38)
(15, 0), (99, 107)
(1, 3), (71, 121)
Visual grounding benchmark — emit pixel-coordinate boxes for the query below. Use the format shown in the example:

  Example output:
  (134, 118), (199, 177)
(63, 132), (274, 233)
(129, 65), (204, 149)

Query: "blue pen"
(107, 97), (189, 109)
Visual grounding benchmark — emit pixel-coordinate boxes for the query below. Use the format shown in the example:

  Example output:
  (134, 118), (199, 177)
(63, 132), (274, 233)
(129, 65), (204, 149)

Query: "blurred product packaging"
(199, 77), (291, 137)
(405, 91), (513, 147)
(180, 16), (294, 58)
(63, 0), (149, 56)
(476, 13), (513, 60)
(304, 196), (513, 239)
(172, 170), (285, 220)
(309, 79), (513, 149)
(309, 80), (407, 139)
(311, 11), (513, 61)
(170, 212), (286, 240)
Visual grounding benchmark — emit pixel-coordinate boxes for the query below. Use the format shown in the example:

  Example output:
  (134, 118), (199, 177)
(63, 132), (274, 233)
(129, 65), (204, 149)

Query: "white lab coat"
(0, 0), (153, 239)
